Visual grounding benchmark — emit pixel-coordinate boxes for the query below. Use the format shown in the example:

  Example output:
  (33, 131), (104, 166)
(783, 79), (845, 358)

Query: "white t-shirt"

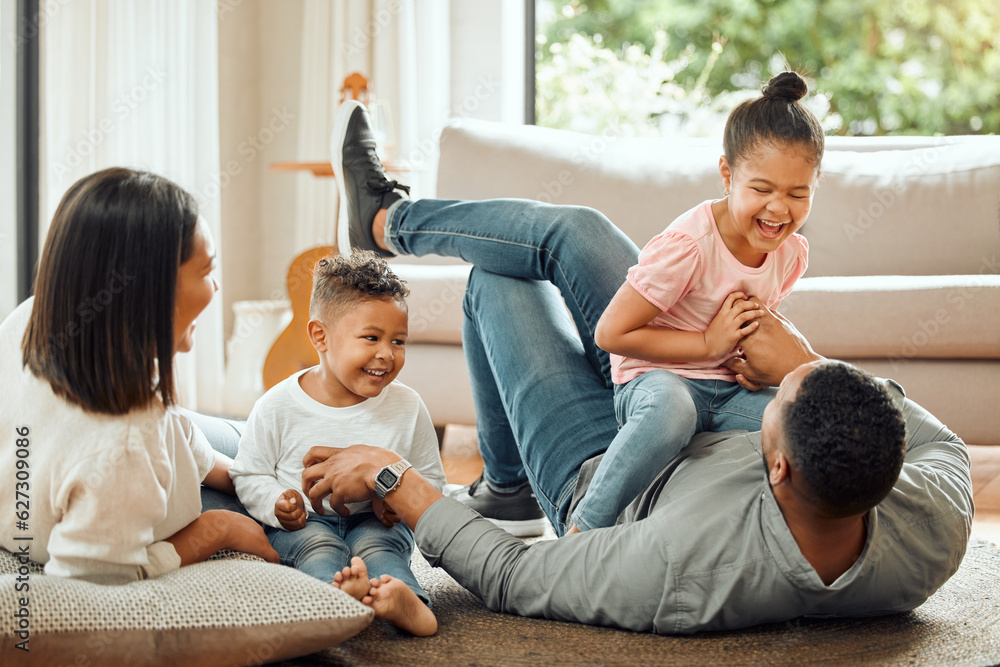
(0, 299), (216, 583)
(230, 369), (446, 529)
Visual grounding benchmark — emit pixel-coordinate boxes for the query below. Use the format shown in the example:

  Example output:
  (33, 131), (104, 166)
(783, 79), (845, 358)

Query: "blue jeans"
(182, 410), (426, 600)
(266, 513), (426, 602)
(181, 408), (253, 516)
(571, 371), (777, 530)
(385, 198), (639, 535)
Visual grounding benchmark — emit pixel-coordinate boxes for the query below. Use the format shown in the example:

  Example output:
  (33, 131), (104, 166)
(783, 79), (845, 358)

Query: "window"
(535, 0), (999, 137)
(0, 0), (34, 318)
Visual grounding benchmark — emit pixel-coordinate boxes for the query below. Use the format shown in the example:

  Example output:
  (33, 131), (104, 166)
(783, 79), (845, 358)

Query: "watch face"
(377, 469), (398, 488)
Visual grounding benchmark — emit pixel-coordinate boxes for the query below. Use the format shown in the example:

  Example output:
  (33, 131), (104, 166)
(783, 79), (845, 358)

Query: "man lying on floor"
(299, 100), (973, 634)
(299, 304), (972, 634)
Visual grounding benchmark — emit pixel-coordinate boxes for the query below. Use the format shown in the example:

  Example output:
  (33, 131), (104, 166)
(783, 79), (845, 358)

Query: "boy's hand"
(703, 292), (762, 359)
(275, 488), (308, 531)
(372, 497), (401, 528)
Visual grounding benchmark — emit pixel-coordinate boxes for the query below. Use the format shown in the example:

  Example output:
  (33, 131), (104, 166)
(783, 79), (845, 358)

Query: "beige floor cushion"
(0, 548), (372, 666)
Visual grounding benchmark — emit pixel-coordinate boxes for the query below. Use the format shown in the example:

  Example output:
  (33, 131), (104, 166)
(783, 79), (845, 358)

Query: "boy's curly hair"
(310, 250), (409, 321)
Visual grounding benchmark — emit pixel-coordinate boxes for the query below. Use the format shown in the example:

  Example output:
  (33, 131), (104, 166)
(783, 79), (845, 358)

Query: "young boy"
(230, 250), (445, 636)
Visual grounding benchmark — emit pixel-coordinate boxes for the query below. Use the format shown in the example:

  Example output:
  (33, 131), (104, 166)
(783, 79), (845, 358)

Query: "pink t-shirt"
(612, 200), (808, 384)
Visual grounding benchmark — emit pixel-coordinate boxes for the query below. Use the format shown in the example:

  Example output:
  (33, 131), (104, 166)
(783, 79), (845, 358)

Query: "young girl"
(569, 71), (825, 533)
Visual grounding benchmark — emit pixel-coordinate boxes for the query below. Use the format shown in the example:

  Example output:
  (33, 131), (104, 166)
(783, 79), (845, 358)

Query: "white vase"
(222, 299), (292, 417)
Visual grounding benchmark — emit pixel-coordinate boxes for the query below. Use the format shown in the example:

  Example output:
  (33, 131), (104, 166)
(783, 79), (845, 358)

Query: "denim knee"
(268, 521), (349, 566)
(616, 371), (698, 436)
(350, 525), (414, 561)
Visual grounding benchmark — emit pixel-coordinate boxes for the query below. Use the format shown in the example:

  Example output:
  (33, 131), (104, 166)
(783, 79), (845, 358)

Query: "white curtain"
(293, 0), (451, 253)
(41, 0), (224, 412)
(0, 0), (18, 320)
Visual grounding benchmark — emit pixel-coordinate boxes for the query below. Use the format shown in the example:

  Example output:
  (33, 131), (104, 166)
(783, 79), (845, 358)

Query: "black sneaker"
(446, 476), (549, 537)
(331, 100), (410, 257)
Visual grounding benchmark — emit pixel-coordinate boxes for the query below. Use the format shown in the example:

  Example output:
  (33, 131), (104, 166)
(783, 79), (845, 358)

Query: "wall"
(218, 0), (306, 339)
(450, 0), (524, 124)
(217, 0), (525, 343)
(0, 0), (18, 320)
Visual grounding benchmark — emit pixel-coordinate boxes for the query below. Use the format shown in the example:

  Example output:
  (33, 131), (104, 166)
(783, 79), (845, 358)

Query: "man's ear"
(719, 155), (733, 193)
(307, 319), (328, 352)
(769, 451), (790, 487)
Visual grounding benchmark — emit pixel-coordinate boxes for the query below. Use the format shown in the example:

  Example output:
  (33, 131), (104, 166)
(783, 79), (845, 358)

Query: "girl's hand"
(274, 488), (308, 531)
(703, 292), (763, 359)
(372, 497), (401, 528)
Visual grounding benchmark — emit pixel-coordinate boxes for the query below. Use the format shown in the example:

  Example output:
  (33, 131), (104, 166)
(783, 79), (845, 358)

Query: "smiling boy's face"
(313, 297), (408, 407)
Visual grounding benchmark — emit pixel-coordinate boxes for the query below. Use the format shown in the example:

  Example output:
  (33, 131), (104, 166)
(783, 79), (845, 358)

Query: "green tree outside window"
(536, 0), (999, 137)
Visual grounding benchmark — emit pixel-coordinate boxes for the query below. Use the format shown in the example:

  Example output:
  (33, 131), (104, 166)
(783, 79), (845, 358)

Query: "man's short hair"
(310, 250), (409, 322)
(782, 362), (907, 518)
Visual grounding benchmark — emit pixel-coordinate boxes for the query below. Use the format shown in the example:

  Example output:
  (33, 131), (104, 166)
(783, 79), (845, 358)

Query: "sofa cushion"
(0, 548), (372, 666)
(391, 263), (470, 344)
(804, 142), (1000, 278)
(781, 275), (1000, 360)
(436, 120), (1000, 279)
(436, 119), (723, 252)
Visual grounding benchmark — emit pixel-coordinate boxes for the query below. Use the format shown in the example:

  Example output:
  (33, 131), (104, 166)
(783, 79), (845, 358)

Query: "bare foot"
(363, 574), (437, 636)
(332, 556), (371, 601)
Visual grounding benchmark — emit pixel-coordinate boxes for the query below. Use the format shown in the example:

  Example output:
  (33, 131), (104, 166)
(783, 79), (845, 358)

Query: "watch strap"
(374, 459), (412, 498)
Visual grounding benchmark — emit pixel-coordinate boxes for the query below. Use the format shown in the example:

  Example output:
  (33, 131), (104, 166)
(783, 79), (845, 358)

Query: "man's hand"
(372, 497), (402, 528)
(703, 292), (763, 359)
(301, 445), (400, 516)
(274, 489), (308, 531)
(724, 300), (824, 389)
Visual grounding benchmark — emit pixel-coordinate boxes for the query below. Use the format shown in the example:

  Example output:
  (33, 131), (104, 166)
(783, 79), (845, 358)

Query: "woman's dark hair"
(22, 167), (199, 414)
(724, 71), (825, 171)
(782, 362), (906, 518)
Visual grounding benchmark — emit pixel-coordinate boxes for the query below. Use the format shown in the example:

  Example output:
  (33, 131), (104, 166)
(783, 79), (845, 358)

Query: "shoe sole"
(331, 100), (365, 255)
(444, 484), (550, 537)
(484, 517), (549, 538)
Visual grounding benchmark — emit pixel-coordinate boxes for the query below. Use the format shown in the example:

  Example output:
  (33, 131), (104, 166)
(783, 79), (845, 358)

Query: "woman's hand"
(274, 489), (308, 531)
(167, 510), (279, 565)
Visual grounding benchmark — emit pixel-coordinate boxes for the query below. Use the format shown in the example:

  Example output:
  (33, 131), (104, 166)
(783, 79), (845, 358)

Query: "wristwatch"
(373, 459), (412, 499)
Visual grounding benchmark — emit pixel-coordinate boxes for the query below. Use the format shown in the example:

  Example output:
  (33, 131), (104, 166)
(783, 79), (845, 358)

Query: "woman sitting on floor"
(0, 167), (277, 583)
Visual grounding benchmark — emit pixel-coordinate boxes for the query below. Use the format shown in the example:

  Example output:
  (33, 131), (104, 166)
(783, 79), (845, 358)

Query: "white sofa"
(393, 120), (1000, 446)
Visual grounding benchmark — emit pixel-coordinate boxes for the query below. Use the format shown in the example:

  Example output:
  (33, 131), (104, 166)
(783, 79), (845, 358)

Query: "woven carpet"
(278, 538), (1000, 667)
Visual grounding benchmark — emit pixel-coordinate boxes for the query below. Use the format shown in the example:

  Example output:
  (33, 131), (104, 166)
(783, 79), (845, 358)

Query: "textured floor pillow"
(0, 548), (372, 666)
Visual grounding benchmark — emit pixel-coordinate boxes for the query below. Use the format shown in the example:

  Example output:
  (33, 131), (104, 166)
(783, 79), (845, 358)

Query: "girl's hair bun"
(762, 71), (808, 102)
